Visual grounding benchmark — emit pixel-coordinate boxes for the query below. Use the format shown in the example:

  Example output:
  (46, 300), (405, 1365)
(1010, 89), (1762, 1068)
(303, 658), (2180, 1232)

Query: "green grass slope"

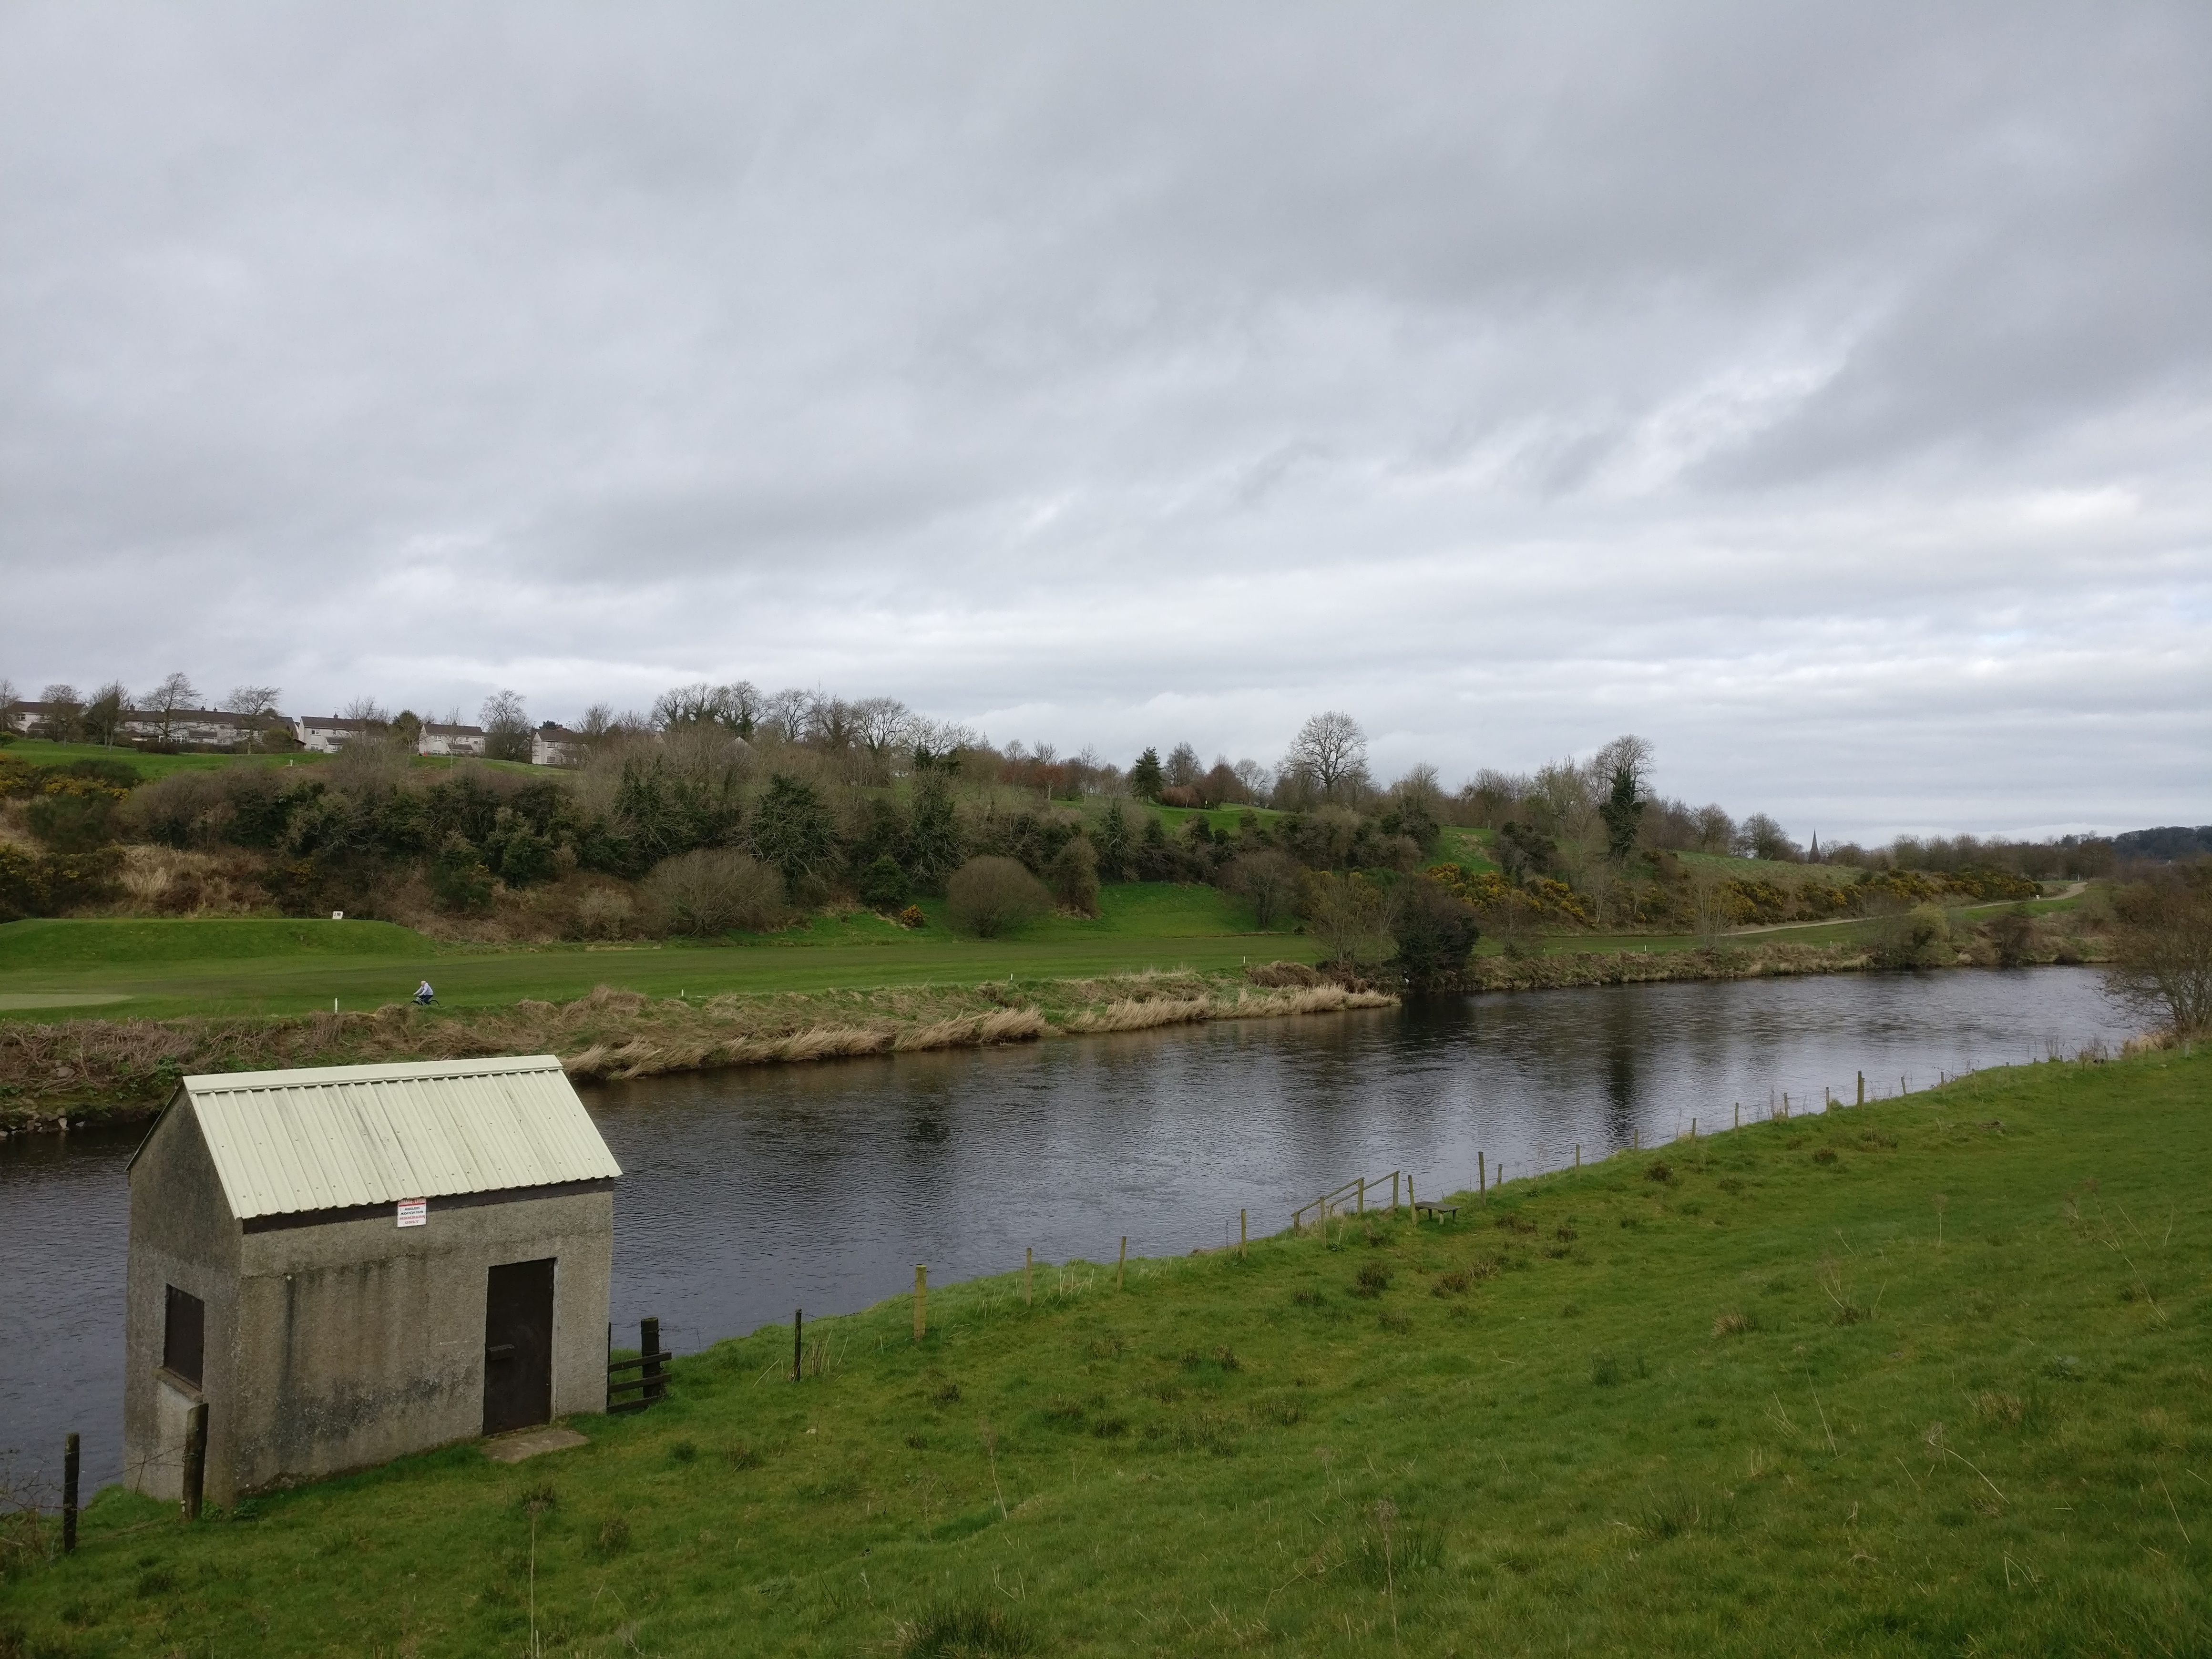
(5, 1049), (2205, 1655)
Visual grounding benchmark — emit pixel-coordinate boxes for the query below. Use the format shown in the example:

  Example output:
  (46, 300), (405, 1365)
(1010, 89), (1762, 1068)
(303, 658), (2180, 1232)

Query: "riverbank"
(0, 938), (2104, 1130)
(3, 1045), (2201, 1656)
(0, 967), (1395, 1130)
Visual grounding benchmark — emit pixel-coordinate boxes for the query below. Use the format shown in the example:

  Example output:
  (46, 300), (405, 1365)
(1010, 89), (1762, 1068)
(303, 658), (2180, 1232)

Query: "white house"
(293, 717), (382, 753)
(119, 708), (277, 749)
(530, 726), (587, 767)
(418, 723), (486, 758)
(2, 700), (75, 737)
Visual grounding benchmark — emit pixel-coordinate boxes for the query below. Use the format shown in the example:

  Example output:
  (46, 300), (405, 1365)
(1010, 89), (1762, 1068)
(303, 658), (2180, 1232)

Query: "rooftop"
(135, 1055), (620, 1220)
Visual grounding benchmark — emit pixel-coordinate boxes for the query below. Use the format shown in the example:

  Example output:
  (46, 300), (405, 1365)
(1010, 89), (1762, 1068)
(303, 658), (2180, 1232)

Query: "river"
(0, 966), (2135, 1495)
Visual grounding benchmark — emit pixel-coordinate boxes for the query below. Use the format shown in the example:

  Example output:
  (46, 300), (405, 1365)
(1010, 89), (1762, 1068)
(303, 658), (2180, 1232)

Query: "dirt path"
(1724, 881), (2086, 938)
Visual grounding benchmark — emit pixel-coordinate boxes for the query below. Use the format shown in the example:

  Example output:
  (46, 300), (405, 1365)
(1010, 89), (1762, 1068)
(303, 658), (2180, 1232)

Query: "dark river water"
(0, 967), (2134, 1495)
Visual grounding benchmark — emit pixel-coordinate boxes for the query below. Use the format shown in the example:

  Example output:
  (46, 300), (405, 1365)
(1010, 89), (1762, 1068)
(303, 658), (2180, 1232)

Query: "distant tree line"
(0, 670), (2151, 989)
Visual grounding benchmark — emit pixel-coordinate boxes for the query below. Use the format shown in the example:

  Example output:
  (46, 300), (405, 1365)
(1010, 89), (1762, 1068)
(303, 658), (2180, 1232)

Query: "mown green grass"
(0, 918), (428, 971)
(4, 1050), (2205, 1655)
(0, 885), (1306, 1021)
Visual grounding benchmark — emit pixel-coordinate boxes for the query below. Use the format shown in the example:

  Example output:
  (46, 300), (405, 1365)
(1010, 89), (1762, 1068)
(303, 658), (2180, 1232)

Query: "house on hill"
(291, 715), (383, 753)
(124, 1055), (620, 1505)
(118, 708), (282, 749)
(2, 700), (82, 739)
(418, 722), (487, 758)
(531, 724), (587, 767)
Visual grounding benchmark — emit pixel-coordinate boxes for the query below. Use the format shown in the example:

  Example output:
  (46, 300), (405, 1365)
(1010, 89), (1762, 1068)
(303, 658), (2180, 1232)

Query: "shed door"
(483, 1258), (556, 1435)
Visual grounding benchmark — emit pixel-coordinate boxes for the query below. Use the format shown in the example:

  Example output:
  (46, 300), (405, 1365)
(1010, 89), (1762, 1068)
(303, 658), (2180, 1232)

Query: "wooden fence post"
(1574, 1144), (1580, 1168)
(1391, 1172), (1400, 1216)
(641, 1317), (663, 1403)
(1239, 1209), (1247, 1258)
(792, 1309), (802, 1382)
(1857, 1071), (1865, 1106)
(1356, 1177), (1365, 1216)
(62, 1432), (78, 1554)
(1478, 1152), (1486, 1206)
(181, 1403), (207, 1521)
(1734, 1101), (1740, 1129)
(1117, 1236), (1127, 1292)
(1025, 1246), (1034, 1304)
(914, 1267), (927, 1341)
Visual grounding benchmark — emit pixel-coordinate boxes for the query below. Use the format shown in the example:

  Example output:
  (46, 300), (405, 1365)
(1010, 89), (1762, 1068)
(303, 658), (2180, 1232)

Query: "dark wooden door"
(483, 1258), (556, 1435)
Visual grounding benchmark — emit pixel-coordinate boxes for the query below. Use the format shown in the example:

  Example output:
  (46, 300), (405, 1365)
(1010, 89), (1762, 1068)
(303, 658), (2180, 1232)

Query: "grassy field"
(0, 885), (1309, 1022)
(2, 1047), (2203, 1656)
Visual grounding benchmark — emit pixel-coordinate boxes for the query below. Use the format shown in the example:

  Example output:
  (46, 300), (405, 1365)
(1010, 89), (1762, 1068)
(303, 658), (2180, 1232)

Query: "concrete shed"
(123, 1055), (620, 1505)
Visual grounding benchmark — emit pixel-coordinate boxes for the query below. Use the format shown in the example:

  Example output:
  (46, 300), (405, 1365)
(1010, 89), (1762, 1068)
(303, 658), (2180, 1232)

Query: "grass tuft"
(896, 1599), (1034, 1658)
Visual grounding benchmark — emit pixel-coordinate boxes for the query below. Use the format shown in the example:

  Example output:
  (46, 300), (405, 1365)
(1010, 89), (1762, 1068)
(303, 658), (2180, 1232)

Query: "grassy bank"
(0, 969), (1393, 1128)
(3, 1048), (2204, 1655)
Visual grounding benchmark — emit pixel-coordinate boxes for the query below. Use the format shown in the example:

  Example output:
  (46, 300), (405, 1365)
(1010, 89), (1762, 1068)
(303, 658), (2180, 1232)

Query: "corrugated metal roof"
(145, 1055), (621, 1220)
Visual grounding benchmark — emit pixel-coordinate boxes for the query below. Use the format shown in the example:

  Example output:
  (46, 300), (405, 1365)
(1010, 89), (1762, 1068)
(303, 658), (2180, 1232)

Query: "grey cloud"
(1, 1), (2207, 836)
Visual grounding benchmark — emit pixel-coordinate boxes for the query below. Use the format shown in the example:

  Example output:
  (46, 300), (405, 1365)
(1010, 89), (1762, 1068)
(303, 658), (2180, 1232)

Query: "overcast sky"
(2, 3), (2206, 839)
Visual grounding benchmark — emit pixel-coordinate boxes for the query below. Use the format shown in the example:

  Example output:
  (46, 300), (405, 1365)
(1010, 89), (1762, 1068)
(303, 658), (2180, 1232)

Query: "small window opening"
(164, 1285), (205, 1388)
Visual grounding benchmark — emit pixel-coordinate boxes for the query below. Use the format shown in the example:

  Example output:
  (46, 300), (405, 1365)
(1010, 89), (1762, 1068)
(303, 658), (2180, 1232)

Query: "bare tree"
(1685, 863), (1736, 949)
(1692, 804), (1736, 853)
(1302, 870), (1393, 967)
(223, 684), (283, 752)
(140, 672), (200, 744)
(851, 697), (916, 777)
(481, 690), (532, 761)
(1232, 758), (1273, 800)
(1735, 813), (1798, 861)
(340, 695), (391, 726)
(758, 687), (812, 744)
(1457, 769), (1527, 829)
(83, 681), (131, 747)
(652, 681), (761, 736)
(35, 684), (83, 741)
(804, 695), (858, 753)
(1165, 742), (1202, 789)
(1591, 733), (1655, 792)
(2105, 864), (2212, 1038)
(643, 849), (785, 936)
(1226, 850), (1302, 929)
(1285, 711), (1368, 801)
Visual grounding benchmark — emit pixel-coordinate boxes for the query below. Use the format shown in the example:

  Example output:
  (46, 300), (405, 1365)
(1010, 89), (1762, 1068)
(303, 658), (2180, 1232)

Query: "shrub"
(1226, 850), (1302, 929)
(898, 904), (926, 929)
(643, 849), (784, 936)
(748, 773), (838, 890)
(430, 833), (494, 912)
(1045, 834), (1100, 915)
(574, 887), (635, 939)
(1387, 874), (1482, 990)
(2105, 862), (2212, 1037)
(945, 856), (1049, 938)
(860, 855), (911, 912)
